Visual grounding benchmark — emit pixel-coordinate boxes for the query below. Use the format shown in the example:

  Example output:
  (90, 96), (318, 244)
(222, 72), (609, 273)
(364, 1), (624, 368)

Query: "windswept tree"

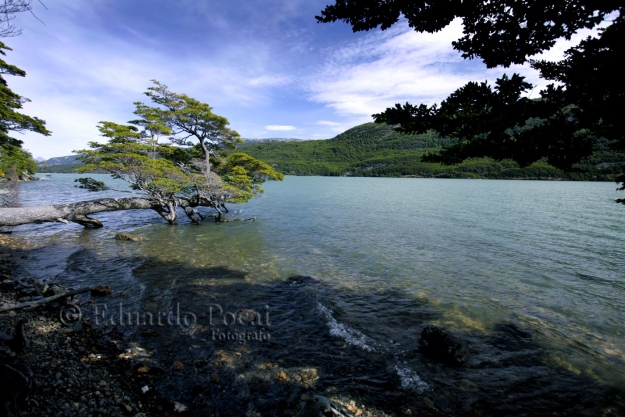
(317, 1), (625, 203)
(141, 80), (241, 177)
(0, 82), (283, 227)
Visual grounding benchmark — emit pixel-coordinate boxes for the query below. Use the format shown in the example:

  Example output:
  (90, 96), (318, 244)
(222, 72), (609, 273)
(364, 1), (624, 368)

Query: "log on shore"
(0, 287), (95, 313)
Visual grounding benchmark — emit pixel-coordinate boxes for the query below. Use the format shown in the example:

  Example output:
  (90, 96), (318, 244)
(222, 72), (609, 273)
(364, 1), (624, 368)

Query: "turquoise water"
(11, 174), (625, 414)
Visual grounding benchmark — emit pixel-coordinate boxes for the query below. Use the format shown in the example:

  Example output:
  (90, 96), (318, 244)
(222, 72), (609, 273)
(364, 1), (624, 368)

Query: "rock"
(173, 402), (187, 413)
(286, 275), (320, 285)
(115, 233), (145, 242)
(418, 325), (471, 365)
(136, 366), (150, 374)
(238, 309), (258, 323)
(456, 379), (479, 391)
(303, 395), (362, 416)
(43, 285), (67, 297)
(275, 370), (289, 382)
(90, 286), (112, 296)
(172, 361), (184, 370)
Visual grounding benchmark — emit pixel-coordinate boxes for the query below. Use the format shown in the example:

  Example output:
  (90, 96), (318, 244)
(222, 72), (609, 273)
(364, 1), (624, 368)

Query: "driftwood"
(0, 287), (94, 313)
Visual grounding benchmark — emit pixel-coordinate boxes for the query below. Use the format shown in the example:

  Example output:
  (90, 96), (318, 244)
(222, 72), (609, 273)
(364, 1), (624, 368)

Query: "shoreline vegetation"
(38, 123), (625, 182)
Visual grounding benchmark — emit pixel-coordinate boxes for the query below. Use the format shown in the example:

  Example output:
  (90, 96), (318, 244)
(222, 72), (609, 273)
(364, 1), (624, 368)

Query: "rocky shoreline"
(0, 236), (191, 417)
(3, 232), (625, 417)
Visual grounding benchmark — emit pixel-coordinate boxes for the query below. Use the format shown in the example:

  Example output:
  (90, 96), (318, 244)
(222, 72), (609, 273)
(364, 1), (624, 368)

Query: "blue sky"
(6, 0), (592, 159)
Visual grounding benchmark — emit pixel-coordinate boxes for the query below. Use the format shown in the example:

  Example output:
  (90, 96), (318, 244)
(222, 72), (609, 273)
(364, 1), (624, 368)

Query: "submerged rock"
(90, 286), (112, 296)
(114, 233), (145, 242)
(418, 325), (471, 365)
(286, 275), (320, 285)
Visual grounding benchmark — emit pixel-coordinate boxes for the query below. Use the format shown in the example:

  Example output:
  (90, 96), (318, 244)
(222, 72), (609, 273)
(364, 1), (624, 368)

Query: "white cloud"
(305, 19), (477, 118)
(265, 125), (297, 131)
(315, 120), (341, 126)
(305, 17), (613, 119)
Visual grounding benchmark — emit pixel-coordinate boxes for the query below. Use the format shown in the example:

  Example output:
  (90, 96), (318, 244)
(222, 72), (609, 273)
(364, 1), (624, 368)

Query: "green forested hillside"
(240, 123), (624, 180)
(37, 163), (85, 173)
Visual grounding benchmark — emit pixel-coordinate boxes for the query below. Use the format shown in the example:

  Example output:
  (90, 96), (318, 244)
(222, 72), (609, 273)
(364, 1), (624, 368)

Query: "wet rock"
(275, 370), (289, 382)
(136, 365), (150, 374)
(91, 286), (112, 296)
(115, 233), (145, 242)
(302, 395), (366, 417)
(418, 325), (471, 365)
(238, 309), (259, 323)
(43, 284), (67, 297)
(456, 379), (479, 391)
(286, 275), (320, 285)
(173, 402), (187, 413)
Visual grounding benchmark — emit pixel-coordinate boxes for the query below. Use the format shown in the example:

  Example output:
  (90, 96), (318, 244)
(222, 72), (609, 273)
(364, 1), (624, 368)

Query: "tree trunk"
(0, 195), (227, 228)
(0, 197), (159, 228)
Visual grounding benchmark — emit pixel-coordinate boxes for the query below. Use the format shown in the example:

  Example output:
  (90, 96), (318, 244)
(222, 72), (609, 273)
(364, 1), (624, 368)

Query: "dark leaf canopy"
(317, 0), (621, 67)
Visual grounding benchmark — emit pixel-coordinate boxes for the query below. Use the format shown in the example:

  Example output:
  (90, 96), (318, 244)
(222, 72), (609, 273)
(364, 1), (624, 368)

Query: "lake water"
(11, 174), (625, 415)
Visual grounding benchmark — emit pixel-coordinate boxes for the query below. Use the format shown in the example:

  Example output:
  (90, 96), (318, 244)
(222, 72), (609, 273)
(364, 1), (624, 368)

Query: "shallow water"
(10, 173), (625, 415)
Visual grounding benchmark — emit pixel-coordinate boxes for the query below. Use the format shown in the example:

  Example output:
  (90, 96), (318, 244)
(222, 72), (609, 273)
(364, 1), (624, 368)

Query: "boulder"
(418, 325), (471, 365)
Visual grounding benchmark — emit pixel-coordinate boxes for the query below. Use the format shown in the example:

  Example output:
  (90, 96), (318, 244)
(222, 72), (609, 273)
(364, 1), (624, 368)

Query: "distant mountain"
(39, 154), (83, 166)
(241, 138), (304, 144)
(240, 123), (625, 180)
(34, 156), (46, 162)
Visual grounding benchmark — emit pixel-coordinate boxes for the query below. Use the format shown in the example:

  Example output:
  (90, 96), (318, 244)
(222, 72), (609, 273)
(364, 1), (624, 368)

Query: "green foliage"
(0, 145), (37, 177)
(219, 152), (284, 203)
(96, 121), (141, 144)
(74, 177), (109, 192)
(241, 123), (625, 180)
(0, 41), (50, 149)
(129, 102), (173, 153)
(0, 41), (49, 183)
(37, 163), (84, 173)
(77, 141), (193, 199)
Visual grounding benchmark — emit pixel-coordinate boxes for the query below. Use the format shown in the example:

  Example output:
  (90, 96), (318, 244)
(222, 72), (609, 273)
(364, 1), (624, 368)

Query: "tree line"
(241, 123), (625, 180)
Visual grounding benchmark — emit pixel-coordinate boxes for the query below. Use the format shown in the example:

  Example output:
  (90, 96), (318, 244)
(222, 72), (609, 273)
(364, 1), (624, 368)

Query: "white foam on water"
(395, 361), (429, 393)
(317, 303), (375, 352)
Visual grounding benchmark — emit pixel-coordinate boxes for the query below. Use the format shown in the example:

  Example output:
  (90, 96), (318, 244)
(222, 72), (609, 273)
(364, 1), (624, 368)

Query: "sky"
(4, 0), (596, 159)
